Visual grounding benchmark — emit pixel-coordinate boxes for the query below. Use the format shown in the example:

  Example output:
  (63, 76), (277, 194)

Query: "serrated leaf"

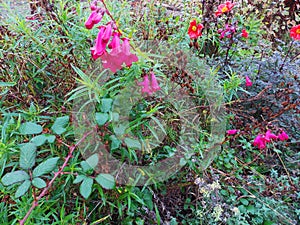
(101, 98), (113, 113)
(95, 173), (115, 190)
(19, 122), (43, 135)
(32, 177), (46, 188)
(80, 177), (93, 199)
(20, 143), (37, 169)
(73, 175), (86, 184)
(1, 170), (30, 186)
(95, 112), (109, 126)
(32, 157), (59, 177)
(15, 180), (31, 198)
(51, 116), (69, 135)
(86, 154), (99, 170)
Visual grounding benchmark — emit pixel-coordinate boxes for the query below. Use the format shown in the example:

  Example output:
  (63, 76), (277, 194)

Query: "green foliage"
(0, 0), (299, 224)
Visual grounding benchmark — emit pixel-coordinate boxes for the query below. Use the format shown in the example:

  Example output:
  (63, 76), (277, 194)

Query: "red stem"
(19, 130), (93, 225)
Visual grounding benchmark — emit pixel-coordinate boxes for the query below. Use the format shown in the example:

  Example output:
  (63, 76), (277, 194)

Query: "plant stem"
(279, 40), (294, 72)
(19, 130), (94, 225)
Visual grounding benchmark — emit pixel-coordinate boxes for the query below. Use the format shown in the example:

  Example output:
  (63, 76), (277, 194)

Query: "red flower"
(290, 24), (300, 40)
(188, 20), (204, 39)
(215, 1), (235, 17)
(241, 29), (248, 38)
(245, 76), (252, 87)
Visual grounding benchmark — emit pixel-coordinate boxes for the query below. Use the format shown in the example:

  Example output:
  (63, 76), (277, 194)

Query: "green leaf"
(1, 170), (30, 186)
(19, 122), (43, 135)
(110, 135), (121, 150)
(30, 134), (56, 146)
(80, 161), (93, 173)
(124, 138), (141, 149)
(20, 143), (37, 169)
(73, 175), (86, 184)
(80, 177), (93, 199)
(51, 116), (69, 135)
(95, 173), (115, 190)
(30, 134), (47, 146)
(32, 177), (46, 188)
(45, 134), (56, 143)
(0, 81), (16, 87)
(101, 98), (113, 113)
(95, 112), (109, 126)
(85, 154), (99, 170)
(15, 180), (31, 198)
(32, 157), (59, 177)
(240, 198), (249, 206)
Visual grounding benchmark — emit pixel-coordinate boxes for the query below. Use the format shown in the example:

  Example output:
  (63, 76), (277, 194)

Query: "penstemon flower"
(85, 0), (138, 72)
(245, 76), (252, 87)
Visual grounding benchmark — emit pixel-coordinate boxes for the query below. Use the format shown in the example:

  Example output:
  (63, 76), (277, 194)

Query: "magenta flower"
(90, 0), (98, 10)
(91, 26), (107, 59)
(85, 9), (105, 29)
(278, 130), (289, 141)
(150, 72), (161, 92)
(226, 129), (239, 135)
(218, 24), (236, 39)
(138, 75), (153, 95)
(102, 23), (113, 42)
(245, 76), (252, 87)
(253, 134), (266, 149)
(265, 130), (277, 142)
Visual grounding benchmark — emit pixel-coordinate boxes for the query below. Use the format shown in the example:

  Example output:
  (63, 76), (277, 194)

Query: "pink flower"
(138, 75), (153, 95)
(226, 129), (239, 135)
(120, 38), (138, 67)
(241, 29), (249, 38)
(215, 1), (235, 17)
(90, 0), (98, 11)
(85, 9), (105, 29)
(102, 23), (113, 42)
(245, 76), (252, 87)
(218, 24), (236, 39)
(253, 134), (266, 149)
(99, 37), (138, 73)
(264, 130), (277, 142)
(278, 130), (289, 141)
(91, 26), (107, 59)
(150, 72), (161, 92)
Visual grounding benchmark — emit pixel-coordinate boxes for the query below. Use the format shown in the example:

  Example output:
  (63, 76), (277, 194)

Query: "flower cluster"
(290, 24), (300, 40)
(215, 1), (235, 17)
(137, 72), (161, 95)
(85, 0), (138, 72)
(253, 129), (288, 149)
(188, 20), (204, 39)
